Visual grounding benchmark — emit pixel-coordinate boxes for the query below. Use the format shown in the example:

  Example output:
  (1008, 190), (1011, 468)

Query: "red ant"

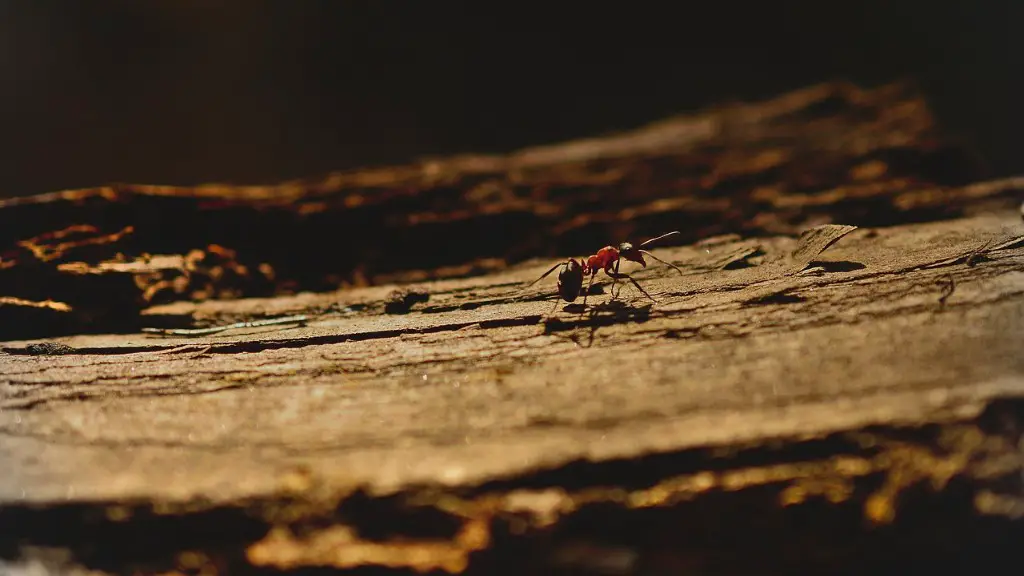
(525, 231), (683, 313)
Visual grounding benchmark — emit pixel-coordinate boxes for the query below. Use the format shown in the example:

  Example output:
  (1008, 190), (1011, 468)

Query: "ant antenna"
(639, 249), (684, 274)
(639, 230), (680, 248)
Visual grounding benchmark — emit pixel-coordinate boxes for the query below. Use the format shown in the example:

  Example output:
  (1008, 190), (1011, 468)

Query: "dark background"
(0, 0), (1019, 198)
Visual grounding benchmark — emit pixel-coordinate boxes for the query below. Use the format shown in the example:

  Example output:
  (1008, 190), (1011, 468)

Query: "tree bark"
(1, 82), (1023, 575)
(1, 81), (1020, 340)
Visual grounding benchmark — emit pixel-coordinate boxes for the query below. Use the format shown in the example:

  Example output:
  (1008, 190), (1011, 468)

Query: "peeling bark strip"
(2, 81), (1022, 340)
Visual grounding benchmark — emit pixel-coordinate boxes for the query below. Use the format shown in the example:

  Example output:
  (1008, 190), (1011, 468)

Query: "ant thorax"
(588, 246), (619, 271)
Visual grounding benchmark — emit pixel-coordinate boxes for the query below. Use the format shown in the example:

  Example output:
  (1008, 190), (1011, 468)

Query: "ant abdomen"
(556, 259), (585, 302)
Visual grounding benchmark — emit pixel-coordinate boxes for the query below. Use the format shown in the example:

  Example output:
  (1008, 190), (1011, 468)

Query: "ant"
(525, 231), (684, 314)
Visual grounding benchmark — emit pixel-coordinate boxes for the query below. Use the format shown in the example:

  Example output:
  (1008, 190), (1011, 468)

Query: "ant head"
(618, 242), (647, 268)
(556, 258), (585, 302)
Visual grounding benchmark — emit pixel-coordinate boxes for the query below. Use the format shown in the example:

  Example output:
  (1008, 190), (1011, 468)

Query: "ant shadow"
(541, 284), (654, 348)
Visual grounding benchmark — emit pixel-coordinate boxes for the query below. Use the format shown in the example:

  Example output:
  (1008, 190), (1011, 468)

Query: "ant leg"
(610, 259), (622, 299)
(546, 297), (560, 318)
(519, 261), (567, 303)
(639, 250), (683, 274)
(581, 272), (597, 309)
(606, 271), (657, 302)
(524, 262), (564, 290)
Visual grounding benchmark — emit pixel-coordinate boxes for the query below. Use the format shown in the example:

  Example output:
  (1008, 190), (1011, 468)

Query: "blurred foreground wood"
(1, 82), (1023, 575)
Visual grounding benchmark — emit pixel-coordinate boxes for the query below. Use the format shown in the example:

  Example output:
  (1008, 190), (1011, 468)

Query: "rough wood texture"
(1, 82), (1020, 340)
(1, 82), (1023, 575)
(2, 210), (1024, 574)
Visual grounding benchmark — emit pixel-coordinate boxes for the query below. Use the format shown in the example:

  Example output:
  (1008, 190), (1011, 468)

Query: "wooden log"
(1, 81), (1023, 575)
(2, 208), (1023, 574)
(1, 82), (1020, 340)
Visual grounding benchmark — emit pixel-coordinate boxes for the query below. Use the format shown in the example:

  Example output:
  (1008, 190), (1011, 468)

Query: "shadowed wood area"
(1, 82), (1023, 575)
